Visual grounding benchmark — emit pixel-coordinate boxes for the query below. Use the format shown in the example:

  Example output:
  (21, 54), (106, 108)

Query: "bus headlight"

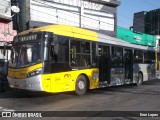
(27, 68), (42, 78)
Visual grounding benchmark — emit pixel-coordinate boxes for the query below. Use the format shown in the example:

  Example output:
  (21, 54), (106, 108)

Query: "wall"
(0, 21), (17, 43)
(0, 21), (16, 61)
(0, 0), (17, 43)
(0, 0), (11, 20)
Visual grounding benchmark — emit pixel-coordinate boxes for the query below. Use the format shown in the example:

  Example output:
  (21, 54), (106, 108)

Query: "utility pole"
(11, 0), (19, 31)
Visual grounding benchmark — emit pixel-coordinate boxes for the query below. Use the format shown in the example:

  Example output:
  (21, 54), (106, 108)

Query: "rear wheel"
(75, 75), (87, 95)
(136, 73), (143, 86)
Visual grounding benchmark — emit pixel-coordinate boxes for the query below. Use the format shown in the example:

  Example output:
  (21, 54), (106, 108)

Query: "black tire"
(75, 75), (87, 95)
(136, 73), (143, 86)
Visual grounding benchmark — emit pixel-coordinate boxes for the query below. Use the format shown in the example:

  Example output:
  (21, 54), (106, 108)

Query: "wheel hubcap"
(78, 81), (85, 90)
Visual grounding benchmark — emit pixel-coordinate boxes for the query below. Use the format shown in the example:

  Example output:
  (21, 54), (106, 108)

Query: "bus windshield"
(9, 42), (41, 68)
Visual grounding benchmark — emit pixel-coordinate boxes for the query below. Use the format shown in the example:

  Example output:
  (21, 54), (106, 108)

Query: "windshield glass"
(9, 42), (41, 68)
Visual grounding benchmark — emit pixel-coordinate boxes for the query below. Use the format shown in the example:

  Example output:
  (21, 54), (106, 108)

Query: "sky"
(117, 0), (160, 29)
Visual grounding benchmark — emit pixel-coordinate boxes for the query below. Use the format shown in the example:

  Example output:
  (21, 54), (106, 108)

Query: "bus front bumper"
(7, 75), (43, 91)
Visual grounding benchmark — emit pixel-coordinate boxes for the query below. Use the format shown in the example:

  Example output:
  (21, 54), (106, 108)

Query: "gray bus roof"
(98, 33), (155, 51)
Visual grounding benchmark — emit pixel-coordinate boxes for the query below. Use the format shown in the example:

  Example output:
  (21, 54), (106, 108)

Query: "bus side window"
(71, 46), (76, 65)
(50, 45), (57, 62)
(92, 43), (97, 67)
(70, 40), (91, 68)
(51, 36), (69, 63)
(111, 46), (123, 67)
(134, 50), (143, 63)
(20, 47), (28, 65)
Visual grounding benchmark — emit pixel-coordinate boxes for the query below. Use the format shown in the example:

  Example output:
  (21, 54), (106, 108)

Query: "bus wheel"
(136, 73), (143, 86)
(75, 75), (87, 95)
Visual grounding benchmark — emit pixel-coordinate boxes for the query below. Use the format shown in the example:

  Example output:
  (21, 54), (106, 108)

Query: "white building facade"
(15, 0), (120, 37)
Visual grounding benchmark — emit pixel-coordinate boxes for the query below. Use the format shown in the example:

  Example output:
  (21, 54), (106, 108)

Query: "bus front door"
(98, 45), (110, 85)
(124, 49), (133, 83)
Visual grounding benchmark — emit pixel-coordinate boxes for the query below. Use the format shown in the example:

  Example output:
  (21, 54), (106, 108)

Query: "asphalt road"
(0, 79), (160, 120)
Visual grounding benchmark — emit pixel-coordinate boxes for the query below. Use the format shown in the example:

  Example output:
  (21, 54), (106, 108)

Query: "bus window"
(144, 51), (155, 63)
(111, 46), (123, 67)
(144, 51), (150, 63)
(70, 40), (91, 68)
(92, 43), (98, 67)
(9, 47), (19, 67)
(21, 47), (28, 65)
(50, 44), (57, 62)
(11, 42), (42, 68)
(50, 36), (69, 63)
(151, 52), (155, 63)
(32, 42), (41, 63)
(134, 50), (143, 63)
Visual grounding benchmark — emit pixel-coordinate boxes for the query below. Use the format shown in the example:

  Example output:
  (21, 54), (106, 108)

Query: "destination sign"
(14, 33), (41, 43)
(18, 34), (37, 42)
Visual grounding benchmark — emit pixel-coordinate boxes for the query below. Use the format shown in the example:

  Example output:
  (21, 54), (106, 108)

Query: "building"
(0, 0), (17, 64)
(133, 9), (160, 35)
(13, 0), (120, 37)
(133, 11), (147, 34)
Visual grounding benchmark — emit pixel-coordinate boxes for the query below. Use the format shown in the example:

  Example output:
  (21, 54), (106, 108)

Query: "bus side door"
(98, 45), (110, 84)
(110, 46), (124, 86)
(124, 49), (133, 83)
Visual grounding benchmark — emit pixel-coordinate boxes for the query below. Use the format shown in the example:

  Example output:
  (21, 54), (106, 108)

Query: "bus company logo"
(64, 74), (71, 79)
(2, 112), (12, 117)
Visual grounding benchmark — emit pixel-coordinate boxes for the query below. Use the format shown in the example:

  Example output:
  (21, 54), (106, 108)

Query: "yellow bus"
(7, 24), (156, 95)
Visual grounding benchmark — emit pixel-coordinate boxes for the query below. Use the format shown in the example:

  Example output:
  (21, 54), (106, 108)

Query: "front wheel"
(136, 73), (143, 86)
(75, 75), (87, 95)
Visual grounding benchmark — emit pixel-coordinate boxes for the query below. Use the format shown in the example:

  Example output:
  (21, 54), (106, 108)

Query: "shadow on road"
(87, 79), (160, 96)
(0, 79), (160, 99)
